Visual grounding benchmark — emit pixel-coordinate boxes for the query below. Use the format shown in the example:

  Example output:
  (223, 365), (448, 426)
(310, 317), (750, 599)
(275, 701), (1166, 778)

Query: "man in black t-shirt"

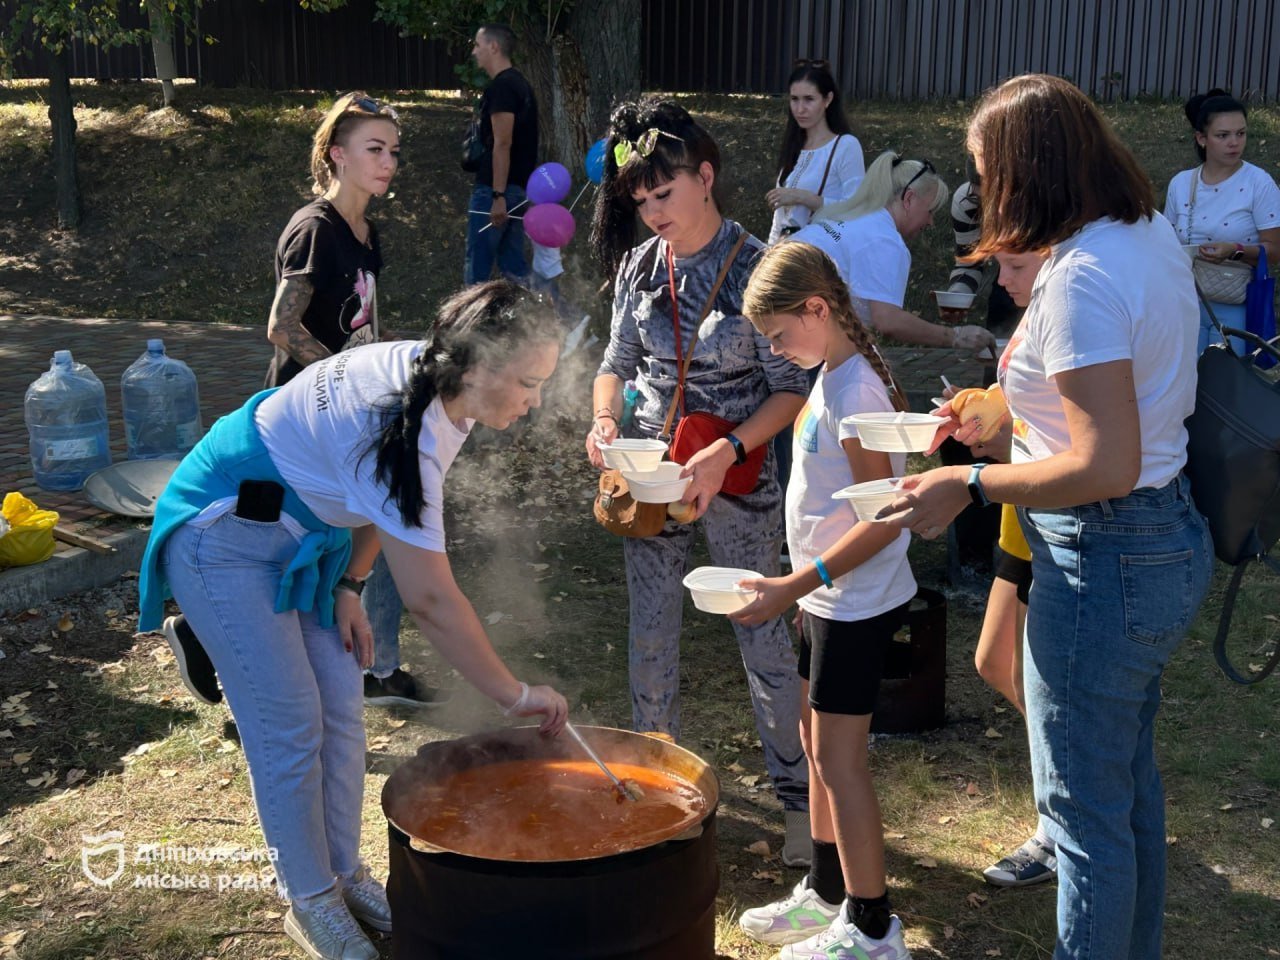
(464, 22), (539, 285)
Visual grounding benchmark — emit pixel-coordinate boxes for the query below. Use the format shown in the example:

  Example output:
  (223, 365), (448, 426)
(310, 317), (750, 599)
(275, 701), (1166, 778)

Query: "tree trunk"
(148, 0), (179, 106)
(517, 0), (640, 171)
(47, 49), (82, 230)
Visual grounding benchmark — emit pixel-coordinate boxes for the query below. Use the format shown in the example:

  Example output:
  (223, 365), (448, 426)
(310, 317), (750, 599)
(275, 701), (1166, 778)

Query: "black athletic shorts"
(797, 602), (910, 716)
(993, 546), (1033, 605)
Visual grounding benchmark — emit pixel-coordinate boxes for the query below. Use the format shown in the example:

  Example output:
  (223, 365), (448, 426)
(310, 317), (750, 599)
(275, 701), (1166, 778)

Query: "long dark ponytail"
(365, 280), (560, 527)
(1183, 88), (1248, 163)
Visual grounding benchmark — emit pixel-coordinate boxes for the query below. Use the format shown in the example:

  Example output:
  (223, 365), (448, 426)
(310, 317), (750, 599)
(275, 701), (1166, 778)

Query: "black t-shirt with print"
(477, 67), (539, 189)
(265, 199), (383, 387)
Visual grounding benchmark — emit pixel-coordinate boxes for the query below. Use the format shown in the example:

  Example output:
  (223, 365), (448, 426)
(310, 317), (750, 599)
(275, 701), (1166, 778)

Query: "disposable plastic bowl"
(682, 566), (762, 614)
(621, 462), (692, 504)
(1181, 243), (1201, 261)
(933, 290), (976, 310)
(843, 412), (949, 453)
(599, 438), (668, 472)
(832, 477), (904, 522)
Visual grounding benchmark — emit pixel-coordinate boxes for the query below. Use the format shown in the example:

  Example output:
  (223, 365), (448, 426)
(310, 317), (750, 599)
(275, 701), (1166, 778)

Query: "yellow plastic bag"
(0, 492), (60, 568)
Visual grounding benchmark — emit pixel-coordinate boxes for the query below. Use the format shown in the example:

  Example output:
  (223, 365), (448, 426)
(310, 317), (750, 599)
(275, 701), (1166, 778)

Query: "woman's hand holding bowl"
(679, 440), (734, 520)
(585, 415), (619, 470)
(874, 466), (972, 540)
(728, 576), (796, 626)
(1196, 242), (1235, 262)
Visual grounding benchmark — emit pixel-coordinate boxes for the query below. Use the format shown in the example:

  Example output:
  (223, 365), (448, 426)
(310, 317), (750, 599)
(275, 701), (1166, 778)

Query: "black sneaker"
(363, 668), (450, 708)
(163, 615), (222, 705)
(983, 835), (1058, 887)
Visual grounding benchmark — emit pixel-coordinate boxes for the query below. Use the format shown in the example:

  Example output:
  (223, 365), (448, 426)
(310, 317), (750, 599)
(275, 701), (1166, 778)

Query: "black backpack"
(1183, 292), (1280, 683)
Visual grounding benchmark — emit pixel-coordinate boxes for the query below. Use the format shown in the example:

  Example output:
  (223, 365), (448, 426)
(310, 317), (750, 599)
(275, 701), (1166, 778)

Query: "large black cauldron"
(382, 726), (720, 959)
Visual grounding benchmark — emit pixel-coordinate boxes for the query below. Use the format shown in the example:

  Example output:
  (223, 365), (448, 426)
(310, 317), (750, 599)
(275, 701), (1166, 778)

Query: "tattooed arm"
(266, 276), (329, 366)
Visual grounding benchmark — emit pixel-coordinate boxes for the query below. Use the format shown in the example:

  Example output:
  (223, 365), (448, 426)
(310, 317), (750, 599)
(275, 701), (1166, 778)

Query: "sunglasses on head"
(792, 58), (830, 70)
(350, 96), (399, 122)
(893, 155), (936, 195)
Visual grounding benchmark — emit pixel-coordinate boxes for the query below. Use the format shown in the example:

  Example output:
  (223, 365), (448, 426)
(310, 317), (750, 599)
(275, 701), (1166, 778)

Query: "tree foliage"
(0, 0), (201, 70)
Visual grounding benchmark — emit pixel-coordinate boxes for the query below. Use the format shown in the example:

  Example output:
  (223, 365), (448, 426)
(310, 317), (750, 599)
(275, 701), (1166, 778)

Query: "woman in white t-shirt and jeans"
(879, 76), (1213, 960)
(766, 60), (865, 245)
(1164, 88), (1280, 353)
(137, 281), (569, 960)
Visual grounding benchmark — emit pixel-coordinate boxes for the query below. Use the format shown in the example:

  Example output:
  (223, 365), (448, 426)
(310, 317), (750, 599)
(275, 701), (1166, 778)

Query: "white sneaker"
(738, 876), (841, 946)
(778, 910), (911, 960)
(284, 887), (378, 960)
(341, 865), (392, 932)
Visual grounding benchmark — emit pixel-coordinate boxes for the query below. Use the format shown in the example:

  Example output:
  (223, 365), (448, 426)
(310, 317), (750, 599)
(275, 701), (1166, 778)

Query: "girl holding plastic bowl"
(878, 75), (1212, 960)
(729, 241), (917, 960)
(585, 98), (813, 864)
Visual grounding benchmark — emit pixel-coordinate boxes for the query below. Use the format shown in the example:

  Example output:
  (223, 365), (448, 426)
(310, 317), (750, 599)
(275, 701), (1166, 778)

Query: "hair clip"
(613, 128), (683, 168)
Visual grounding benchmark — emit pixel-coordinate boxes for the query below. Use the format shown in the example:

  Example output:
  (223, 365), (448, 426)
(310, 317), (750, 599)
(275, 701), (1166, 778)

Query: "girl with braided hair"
(733, 241), (915, 960)
(138, 280), (568, 960)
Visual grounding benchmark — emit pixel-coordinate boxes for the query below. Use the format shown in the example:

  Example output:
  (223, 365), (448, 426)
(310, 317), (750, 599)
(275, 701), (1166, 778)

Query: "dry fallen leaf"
(387, 718), (407, 729)
(12, 752), (32, 765)
(967, 891), (989, 908)
(746, 840), (771, 857)
(739, 774), (761, 787)
(485, 612), (506, 625)
(751, 869), (782, 884)
(914, 856), (938, 869)
(30, 644), (51, 654)
(159, 769), (178, 778)
(1, 930), (26, 948)
(57, 614), (74, 632)
(966, 782), (979, 796)
(986, 950), (1003, 957)
(984, 727), (1003, 739)
(65, 768), (86, 786)
(0, 833), (12, 847)
(938, 815), (955, 825)
(6, 884), (29, 896)
(1220, 802), (1234, 811)
(25, 771), (56, 788)
(1262, 817), (1274, 829)
(943, 924), (955, 939)
(725, 761), (745, 774)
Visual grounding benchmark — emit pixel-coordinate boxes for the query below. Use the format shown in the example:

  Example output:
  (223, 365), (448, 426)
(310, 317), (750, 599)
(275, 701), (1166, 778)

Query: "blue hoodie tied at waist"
(137, 389), (353, 632)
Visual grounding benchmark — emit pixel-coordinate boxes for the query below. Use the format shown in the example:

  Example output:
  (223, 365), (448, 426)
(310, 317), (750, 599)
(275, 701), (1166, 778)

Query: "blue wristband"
(813, 556), (834, 589)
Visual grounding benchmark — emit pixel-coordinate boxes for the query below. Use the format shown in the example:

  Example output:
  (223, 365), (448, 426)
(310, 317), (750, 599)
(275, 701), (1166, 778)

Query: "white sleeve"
(827, 136), (866, 203)
(1034, 260), (1134, 379)
(1250, 167), (1280, 234)
(1164, 171), (1190, 241)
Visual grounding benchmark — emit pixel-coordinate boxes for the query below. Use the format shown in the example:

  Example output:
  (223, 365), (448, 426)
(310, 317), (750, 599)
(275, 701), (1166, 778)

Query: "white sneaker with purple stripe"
(738, 876), (841, 946)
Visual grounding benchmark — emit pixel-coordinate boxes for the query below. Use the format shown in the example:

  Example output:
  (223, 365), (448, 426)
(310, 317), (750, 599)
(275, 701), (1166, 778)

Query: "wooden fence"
(10, 0), (1280, 100)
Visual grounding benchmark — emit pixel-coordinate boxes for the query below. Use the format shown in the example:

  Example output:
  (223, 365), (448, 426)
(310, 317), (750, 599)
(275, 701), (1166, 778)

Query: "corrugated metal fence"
(12, 0), (1280, 100)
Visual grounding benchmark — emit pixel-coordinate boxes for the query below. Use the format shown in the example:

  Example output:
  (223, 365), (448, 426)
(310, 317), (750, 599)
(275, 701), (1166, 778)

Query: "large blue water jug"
(120, 339), (203, 461)
(24, 350), (112, 491)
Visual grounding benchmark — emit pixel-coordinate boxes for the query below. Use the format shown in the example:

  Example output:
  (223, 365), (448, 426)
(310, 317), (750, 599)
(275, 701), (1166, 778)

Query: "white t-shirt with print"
(790, 209), (911, 308)
(255, 341), (472, 552)
(767, 135), (866, 244)
(996, 214), (1198, 491)
(787, 353), (916, 621)
(1164, 161), (1280, 245)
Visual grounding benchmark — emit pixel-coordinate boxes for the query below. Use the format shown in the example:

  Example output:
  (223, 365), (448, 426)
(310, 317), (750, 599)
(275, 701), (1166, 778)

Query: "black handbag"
(1184, 289), (1280, 683)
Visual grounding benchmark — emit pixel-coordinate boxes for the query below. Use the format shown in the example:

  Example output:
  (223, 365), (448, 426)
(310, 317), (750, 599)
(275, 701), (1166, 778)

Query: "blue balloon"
(585, 137), (607, 184)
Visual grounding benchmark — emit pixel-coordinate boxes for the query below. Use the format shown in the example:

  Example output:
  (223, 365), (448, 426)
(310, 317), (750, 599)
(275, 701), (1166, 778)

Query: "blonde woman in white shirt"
(766, 60), (865, 245)
(1164, 88), (1280, 352)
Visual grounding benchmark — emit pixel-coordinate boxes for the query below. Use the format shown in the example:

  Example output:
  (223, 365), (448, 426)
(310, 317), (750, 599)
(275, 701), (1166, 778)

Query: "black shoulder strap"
(1213, 552), (1280, 684)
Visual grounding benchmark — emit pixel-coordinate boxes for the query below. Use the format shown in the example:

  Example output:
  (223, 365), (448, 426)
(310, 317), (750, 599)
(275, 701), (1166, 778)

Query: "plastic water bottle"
(620, 380), (639, 430)
(120, 339), (203, 460)
(24, 350), (112, 491)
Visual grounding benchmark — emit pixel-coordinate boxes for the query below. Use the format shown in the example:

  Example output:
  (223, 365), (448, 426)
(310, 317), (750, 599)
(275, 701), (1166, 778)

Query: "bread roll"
(667, 500), (698, 524)
(949, 385), (1008, 442)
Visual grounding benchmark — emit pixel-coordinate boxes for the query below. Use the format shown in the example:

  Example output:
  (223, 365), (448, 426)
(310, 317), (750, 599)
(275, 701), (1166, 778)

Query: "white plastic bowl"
(599, 438), (668, 472)
(933, 289), (977, 310)
(843, 412), (948, 453)
(682, 566), (762, 614)
(621, 462), (692, 504)
(832, 477), (904, 522)
(1181, 243), (1202, 261)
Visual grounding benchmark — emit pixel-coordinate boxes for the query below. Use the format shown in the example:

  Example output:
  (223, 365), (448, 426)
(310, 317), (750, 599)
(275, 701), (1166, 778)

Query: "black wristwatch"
(726, 433), (748, 465)
(335, 575), (366, 597)
(967, 463), (991, 507)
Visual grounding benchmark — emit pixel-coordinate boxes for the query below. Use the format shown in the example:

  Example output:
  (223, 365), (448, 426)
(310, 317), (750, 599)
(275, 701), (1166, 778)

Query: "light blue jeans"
(1019, 474), (1212, 960)
(1198, 299), (1247, 355)
(160, 514), (366, 901)
(464, 184), (529, 285)
(361, 552), (404, 679)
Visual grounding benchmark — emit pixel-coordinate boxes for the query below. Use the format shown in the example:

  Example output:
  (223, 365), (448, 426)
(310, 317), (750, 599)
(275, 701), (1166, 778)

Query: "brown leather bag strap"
(816, 134), (842, 197)
(659, 232), (749, 440)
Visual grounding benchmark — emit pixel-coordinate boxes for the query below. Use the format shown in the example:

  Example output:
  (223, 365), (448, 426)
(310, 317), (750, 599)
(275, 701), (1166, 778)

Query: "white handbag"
(1187, 167), (1251, 305)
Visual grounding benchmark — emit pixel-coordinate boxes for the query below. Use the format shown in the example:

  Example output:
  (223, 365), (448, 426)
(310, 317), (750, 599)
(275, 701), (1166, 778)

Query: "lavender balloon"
(524, 203), (576, 248)
(526, 162), (571, 205)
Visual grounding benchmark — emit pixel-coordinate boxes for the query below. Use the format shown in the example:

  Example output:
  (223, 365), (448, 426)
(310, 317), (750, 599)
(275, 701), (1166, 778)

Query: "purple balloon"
(524, 203), (576, 248)
(526, 162), (572, 205)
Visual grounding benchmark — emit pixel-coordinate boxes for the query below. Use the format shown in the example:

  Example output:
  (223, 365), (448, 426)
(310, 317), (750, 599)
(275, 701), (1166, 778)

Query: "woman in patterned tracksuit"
(585, 98), (813, 863)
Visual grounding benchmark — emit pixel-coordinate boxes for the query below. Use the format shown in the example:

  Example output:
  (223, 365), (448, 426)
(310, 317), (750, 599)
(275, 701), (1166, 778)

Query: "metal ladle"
(564, 722), (642, 802)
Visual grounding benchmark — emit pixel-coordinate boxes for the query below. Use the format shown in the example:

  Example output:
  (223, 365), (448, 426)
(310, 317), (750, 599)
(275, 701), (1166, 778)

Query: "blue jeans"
(464, 184), (529, 285)
(160, 515), (366, 901)
(361, 552), (404, 679)
(1019, 474), (1212, 960)
(1198, 299), (1247, 355)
